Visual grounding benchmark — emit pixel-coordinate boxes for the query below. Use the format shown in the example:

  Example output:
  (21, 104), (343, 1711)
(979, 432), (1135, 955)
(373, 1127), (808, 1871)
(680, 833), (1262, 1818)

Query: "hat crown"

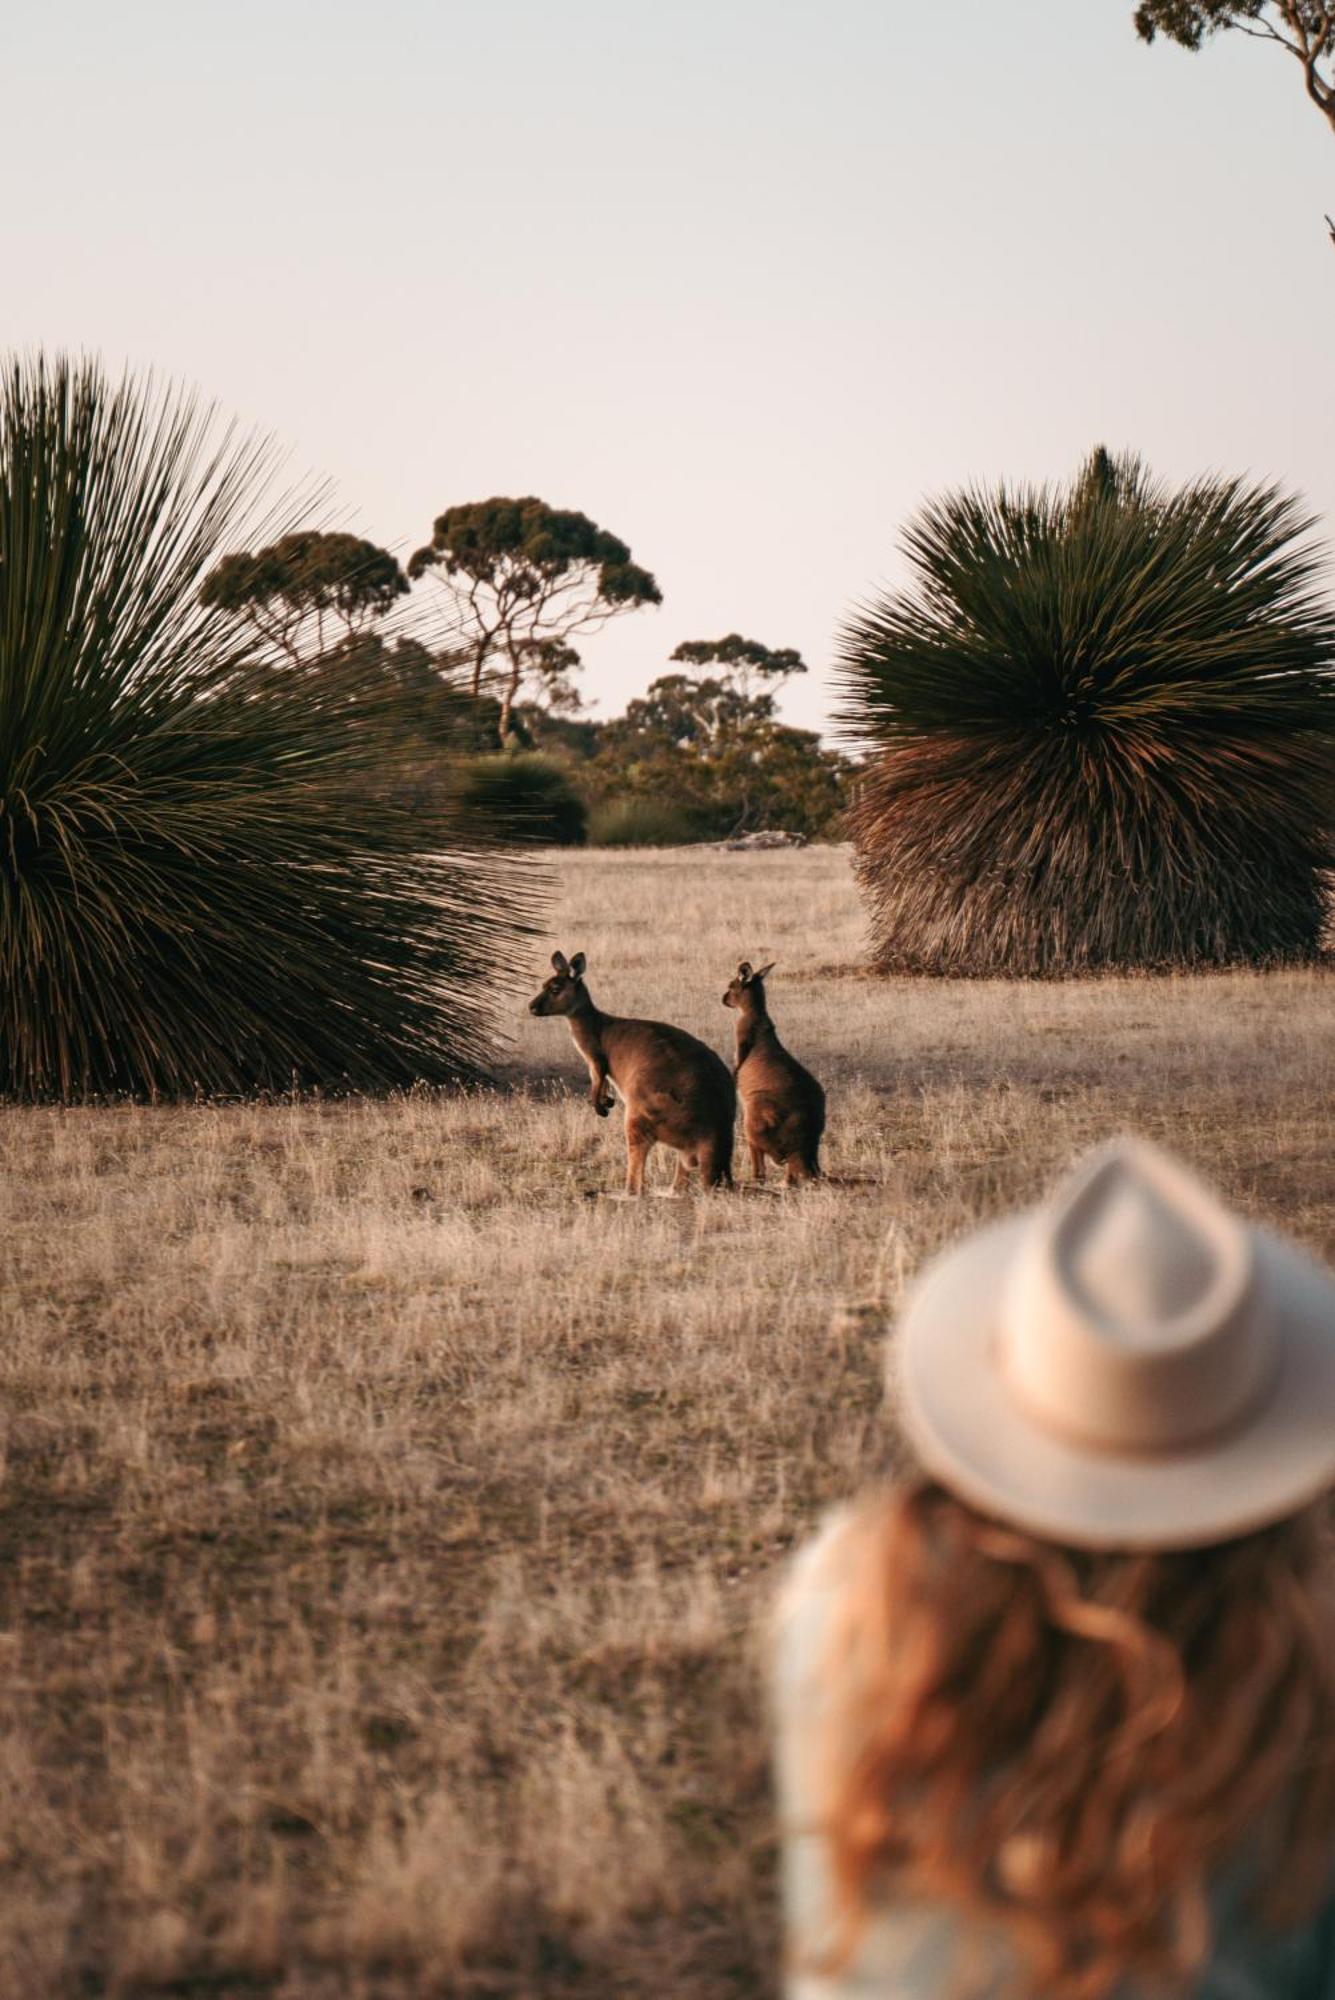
(1066, 1171), (1216, 1339)
(1002, 1141), (1275, 1453)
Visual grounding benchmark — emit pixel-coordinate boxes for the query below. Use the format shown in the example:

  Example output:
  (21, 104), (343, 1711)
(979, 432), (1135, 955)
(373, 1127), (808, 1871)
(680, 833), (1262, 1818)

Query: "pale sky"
(4, 1), (1333, 733)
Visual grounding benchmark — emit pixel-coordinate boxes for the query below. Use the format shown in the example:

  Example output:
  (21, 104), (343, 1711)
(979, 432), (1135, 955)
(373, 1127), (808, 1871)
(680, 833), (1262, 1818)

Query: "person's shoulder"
(771, 1505), (867, 1721)
(776, 1505), (862, 1630)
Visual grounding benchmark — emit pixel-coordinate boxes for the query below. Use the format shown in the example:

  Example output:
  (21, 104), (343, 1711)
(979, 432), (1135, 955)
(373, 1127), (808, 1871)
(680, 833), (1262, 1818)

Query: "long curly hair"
(815, 1481), (1335, 1999)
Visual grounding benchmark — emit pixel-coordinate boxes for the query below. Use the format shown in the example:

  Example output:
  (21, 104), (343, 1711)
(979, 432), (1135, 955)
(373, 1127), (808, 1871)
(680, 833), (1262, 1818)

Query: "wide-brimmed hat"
(895, 1137), (1335, 1550)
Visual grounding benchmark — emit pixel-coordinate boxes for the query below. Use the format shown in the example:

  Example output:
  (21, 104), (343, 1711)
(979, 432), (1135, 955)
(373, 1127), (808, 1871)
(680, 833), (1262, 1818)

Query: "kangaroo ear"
(551, 951), (569, 974)
(737, 960), (753, 981)
(569, 952), (587, 977)
(755, 961), (775, 980)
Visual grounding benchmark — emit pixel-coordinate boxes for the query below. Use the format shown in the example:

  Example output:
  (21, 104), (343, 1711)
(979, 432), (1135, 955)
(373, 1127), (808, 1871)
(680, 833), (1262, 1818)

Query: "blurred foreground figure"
(774, 1139), (1335, 1998)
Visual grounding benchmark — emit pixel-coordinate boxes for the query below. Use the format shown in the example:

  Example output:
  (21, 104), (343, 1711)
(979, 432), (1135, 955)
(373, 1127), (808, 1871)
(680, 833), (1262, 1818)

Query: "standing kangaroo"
(723, 960), (825, 1184)
(530, 951), (735, 1194)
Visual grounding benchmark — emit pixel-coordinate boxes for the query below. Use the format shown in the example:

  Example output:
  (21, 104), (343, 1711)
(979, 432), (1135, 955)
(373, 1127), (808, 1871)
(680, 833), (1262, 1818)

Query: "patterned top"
(772, 1511), (1335, 2000)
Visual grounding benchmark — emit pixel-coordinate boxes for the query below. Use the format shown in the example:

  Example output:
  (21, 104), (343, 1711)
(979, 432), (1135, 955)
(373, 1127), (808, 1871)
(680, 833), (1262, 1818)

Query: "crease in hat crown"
(1000, 1139), (1279, 1455)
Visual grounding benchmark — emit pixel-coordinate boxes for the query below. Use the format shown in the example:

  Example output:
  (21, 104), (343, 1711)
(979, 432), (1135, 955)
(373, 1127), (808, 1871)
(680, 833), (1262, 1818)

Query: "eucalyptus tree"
(200, 529), (409, 660)
(407, 496), (661, 745)
(670, 633), (807, 700)
(1135, 2), (1335, 240)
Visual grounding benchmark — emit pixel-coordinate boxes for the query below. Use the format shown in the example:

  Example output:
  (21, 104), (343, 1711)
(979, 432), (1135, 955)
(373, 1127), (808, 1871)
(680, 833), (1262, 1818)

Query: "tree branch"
(1211, 3), (1335, 132)
(245, 602), (304, 665)
(1226, 15), (1297, 50)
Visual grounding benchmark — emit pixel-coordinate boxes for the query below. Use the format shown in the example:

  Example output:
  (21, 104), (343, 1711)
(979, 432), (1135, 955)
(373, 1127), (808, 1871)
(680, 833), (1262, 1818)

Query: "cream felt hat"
(895, 1137), (1335, 1550)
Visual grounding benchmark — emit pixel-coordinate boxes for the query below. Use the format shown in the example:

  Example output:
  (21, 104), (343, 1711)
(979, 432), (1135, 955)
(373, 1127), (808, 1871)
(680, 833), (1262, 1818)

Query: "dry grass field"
(2, 845), (1333, 1999)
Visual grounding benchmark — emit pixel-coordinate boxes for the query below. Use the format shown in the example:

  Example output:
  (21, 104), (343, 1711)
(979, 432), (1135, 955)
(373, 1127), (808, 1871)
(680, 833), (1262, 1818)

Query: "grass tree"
(839, 449), (1335, 976)
(0, 355), (542, 1099)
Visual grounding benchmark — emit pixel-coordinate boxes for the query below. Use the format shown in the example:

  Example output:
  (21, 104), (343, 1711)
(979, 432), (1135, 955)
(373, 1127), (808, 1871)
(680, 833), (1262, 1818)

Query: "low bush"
(586, 797), (711, 846)
(453, 753), (588, 846)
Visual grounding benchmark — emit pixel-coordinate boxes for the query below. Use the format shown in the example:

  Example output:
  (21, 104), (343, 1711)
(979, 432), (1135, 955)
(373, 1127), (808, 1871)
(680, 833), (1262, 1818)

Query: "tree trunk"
(497, 645), (524, 749)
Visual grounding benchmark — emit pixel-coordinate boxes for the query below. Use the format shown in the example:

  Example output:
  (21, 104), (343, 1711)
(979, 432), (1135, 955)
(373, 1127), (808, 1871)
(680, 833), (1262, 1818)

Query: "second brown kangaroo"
(530, 950), (735, 1194)
(722, 960), (825, 1184)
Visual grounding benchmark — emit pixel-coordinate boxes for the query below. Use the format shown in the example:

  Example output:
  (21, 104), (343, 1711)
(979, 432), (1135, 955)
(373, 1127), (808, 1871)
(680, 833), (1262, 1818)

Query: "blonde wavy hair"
(816, 1480), (1335, 1999)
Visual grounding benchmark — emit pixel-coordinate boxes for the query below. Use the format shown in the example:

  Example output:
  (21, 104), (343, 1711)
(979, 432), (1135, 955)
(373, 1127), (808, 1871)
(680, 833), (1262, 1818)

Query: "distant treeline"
(459, 657), (856, 847)
(201, 499), (854, 847)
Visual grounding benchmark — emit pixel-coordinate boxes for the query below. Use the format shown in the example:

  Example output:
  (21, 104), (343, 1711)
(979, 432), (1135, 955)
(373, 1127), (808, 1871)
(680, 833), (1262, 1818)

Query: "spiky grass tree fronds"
(0, 356), (542, 1099)
(839, 450), (1335, 976)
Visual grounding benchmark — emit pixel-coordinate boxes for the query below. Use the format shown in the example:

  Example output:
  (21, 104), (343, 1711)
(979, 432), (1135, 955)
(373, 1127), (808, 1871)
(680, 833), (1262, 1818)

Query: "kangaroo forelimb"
(587, 1058), (614, 1117)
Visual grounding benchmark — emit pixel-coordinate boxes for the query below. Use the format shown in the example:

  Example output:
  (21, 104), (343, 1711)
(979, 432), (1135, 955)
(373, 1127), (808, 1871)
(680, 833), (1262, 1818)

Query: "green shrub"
(586, 674), (853, 841)
(586, 797), (710, 846)
(452, 753), (588, 845)
(0, 355), (542, 1099)
(839, 449), (1335, 975)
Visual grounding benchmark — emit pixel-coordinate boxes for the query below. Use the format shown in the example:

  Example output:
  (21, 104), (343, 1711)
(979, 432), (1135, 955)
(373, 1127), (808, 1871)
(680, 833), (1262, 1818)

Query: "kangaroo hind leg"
(698, 1134), (733, 1190)
(624, 1117), (654, 1197)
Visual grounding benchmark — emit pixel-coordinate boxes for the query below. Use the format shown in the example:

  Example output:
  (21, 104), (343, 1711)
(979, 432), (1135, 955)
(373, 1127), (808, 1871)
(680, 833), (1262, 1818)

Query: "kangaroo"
(530, 951), (735, 1195)
(722, 960), (825, 1185)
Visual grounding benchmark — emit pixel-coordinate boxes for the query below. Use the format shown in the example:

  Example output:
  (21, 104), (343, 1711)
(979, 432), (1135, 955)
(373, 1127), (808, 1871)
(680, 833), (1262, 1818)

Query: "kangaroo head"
(722, 959), (775, 1009)
(529, 949), (589, 1017)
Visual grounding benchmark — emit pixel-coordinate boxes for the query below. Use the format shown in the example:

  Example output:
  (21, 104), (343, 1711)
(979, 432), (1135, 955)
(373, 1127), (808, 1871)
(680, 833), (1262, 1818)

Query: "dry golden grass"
(2, 845), (1333, 1998)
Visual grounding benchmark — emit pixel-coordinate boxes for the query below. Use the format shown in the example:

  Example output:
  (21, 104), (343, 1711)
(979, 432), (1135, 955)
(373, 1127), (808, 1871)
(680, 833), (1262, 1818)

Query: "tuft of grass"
(839, 448), (1335, 975)
(0, 353), (543, 1098)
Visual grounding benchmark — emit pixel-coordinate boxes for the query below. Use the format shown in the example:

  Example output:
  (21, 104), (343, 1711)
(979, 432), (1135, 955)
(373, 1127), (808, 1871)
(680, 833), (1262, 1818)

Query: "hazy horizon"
(5, 0), (1333, 734)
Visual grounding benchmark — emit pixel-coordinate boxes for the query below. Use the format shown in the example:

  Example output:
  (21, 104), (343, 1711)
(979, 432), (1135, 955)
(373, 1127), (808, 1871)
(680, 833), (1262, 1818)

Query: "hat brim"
(895, 1216), (1335, 1551)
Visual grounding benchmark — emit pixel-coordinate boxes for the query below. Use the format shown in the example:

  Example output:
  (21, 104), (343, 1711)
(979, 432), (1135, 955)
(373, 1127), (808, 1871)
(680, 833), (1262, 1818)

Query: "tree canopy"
(612, 671), (774, 749)
(590, 641), (849, 841)
(1134, 2), (1335, 137)
(407, 496), (661, 745)
(669, 633), (807, 696)
(200, 530), (409, 659)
